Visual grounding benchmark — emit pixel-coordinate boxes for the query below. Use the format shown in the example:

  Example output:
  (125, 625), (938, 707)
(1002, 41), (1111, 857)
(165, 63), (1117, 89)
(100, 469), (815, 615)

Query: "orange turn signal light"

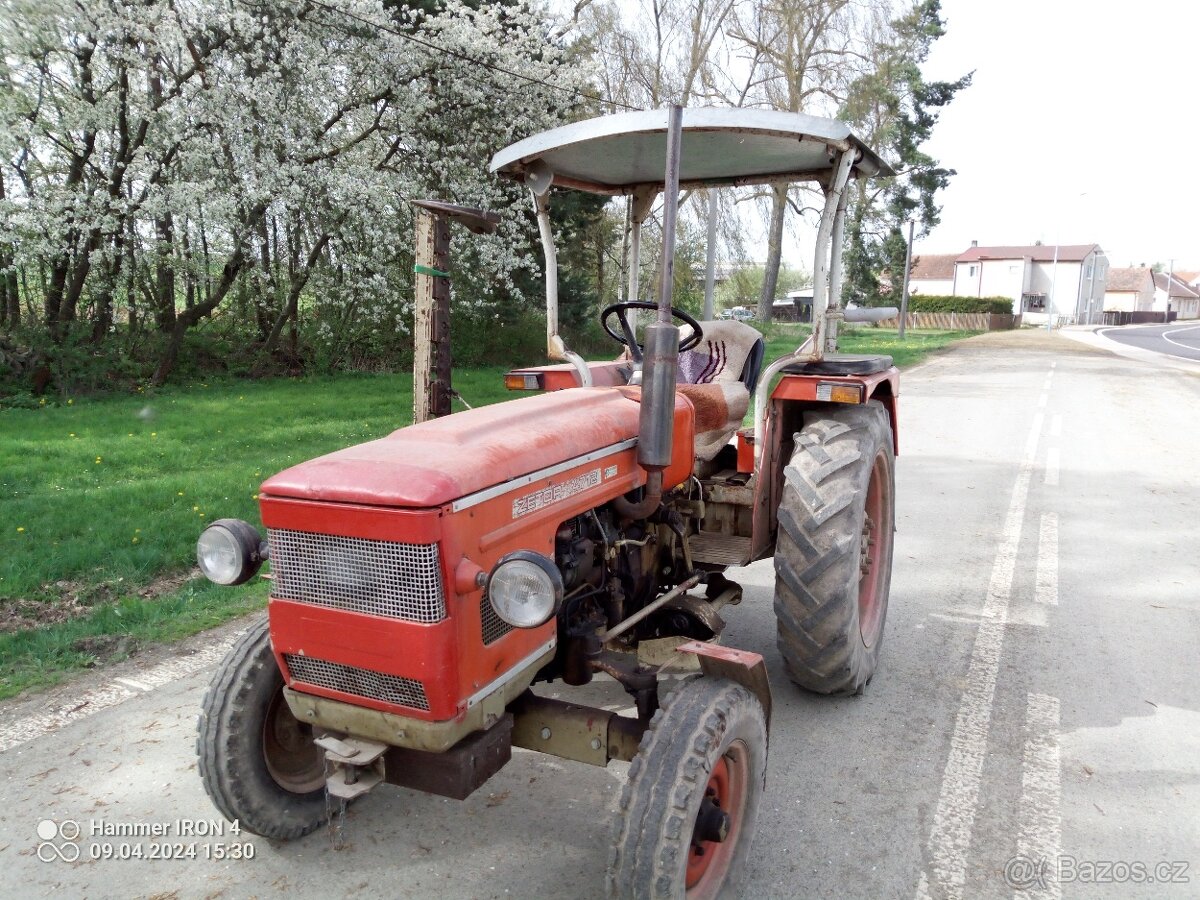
(816, 381), (864, 404)
(504, 372), (544, 391)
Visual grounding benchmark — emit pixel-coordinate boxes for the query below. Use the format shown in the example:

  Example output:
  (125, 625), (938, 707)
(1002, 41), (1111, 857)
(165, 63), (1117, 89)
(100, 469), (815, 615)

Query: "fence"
(872, 312), (1017, 331)
(1101, 310), (1176, 326)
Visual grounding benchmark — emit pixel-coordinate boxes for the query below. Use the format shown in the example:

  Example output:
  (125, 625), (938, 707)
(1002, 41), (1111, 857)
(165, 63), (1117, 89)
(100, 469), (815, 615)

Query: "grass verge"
(0, 329), (975, 699)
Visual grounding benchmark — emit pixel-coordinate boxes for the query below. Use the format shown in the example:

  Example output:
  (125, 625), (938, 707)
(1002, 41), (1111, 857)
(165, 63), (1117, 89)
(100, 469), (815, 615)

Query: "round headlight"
(487, 551), (563, 628)
(197, 519), (265, 586)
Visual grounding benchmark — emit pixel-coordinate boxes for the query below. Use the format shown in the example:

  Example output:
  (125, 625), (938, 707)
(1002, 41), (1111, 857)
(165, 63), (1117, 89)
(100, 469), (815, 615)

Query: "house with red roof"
(907, 253), (958, 295)
(1102, 267), (1155, 312)
(1151, 272), (1200, 319)
(951, 242), (1108, 325)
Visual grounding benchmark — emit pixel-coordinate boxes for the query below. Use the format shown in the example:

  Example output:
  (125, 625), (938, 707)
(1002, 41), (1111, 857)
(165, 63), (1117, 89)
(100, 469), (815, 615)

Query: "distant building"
(1102, 267), (1155, 312)
(779, 291), (813, 322)
(1152, 272), (1200, 320)
(907, 254), (957, 295)
(951, 243), (1108, 325)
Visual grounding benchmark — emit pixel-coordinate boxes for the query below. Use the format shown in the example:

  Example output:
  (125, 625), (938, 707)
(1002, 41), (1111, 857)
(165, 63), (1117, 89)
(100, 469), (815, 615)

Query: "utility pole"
(410, 200), (499, 423)
(898, 219), (915, 339)
(1046, 241), (1060, 332)
(1165, 258), (1175, 323)
(703, 190), (718, 320)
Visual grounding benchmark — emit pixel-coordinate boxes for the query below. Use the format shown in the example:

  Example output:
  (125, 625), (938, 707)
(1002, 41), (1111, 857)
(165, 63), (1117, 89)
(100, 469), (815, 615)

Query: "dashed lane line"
(1044, 447), (1060, 487)
(1015, 693), (1063, 900)
(1035, 513), (1059, 607)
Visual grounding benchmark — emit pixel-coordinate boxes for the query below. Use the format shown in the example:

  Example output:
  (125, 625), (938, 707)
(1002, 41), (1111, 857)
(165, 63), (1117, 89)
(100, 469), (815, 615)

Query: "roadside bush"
(907, 295), (1012, 315)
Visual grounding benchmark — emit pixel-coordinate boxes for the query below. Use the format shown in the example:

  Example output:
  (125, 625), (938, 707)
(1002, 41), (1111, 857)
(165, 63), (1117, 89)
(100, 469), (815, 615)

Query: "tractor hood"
(261, 388), (653, 509)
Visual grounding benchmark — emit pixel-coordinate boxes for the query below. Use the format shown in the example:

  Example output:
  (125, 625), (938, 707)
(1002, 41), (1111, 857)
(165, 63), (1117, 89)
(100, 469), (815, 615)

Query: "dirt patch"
(0, 591), (91, 634)
(0, 568), (200, 635)
(71, 633), (140, 662)
(959, 328), (1111, 355)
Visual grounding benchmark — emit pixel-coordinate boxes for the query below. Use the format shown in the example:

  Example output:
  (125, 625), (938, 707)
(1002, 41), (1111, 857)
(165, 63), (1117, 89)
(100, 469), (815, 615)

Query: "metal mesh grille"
(284, 654), (430, 711)
(480, 592), (514, 645)
(268, 529), (444, 623)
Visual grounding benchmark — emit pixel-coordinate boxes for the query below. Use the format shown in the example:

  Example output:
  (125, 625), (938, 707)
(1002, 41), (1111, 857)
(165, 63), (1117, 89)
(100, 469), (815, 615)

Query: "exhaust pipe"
(614, 105), (683, 520)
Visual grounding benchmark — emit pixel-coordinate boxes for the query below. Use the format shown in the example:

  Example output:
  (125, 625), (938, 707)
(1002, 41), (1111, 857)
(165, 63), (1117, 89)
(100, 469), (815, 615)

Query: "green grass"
(758, 322), (979, 368)
(0, 329), (976, 699)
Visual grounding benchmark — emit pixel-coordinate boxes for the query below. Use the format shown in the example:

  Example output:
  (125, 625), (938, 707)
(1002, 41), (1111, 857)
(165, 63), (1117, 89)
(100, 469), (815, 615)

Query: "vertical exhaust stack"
(616, 105), (683, 518)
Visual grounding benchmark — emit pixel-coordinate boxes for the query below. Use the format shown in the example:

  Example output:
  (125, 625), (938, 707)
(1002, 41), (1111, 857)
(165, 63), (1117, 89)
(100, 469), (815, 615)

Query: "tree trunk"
(259, 232), (331, 360)
(152, 240), (251, 385)
(757, 184), (788, 322)
(4, 268), (17, 326)
(0, 172), (9, 328)
(154, 212), (176, 332)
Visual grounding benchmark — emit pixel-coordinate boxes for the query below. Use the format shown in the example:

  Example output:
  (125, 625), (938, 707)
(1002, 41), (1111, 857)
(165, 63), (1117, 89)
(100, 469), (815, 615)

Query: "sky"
(919, 0), (1200, 270)
(551, 0), (1200, 274)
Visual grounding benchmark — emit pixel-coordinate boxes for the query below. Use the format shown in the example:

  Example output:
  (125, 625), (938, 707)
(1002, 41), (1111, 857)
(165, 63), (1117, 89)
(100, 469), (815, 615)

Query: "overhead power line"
(303, 0), (641, 113)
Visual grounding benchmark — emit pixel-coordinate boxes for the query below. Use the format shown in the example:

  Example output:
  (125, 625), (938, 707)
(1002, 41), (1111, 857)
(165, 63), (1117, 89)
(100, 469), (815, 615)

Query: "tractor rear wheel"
(197, 615), (328, 840)
(608, 677), (767, 900)
(773, 402), (895, 695)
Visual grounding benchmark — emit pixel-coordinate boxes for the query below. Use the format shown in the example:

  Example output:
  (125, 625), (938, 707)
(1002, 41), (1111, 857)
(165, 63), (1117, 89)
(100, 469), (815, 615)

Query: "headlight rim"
(486, 549), (563, 629)
(197, 518), (266, 586)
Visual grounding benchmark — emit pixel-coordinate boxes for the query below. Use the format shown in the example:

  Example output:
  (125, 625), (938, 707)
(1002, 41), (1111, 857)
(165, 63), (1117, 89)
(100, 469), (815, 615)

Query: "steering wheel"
(600, 301), (704, 362)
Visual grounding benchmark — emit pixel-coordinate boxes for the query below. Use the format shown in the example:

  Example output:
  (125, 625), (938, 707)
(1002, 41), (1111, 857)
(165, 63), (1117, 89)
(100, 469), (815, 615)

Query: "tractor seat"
(781, 353), (893, 376)
(676, 320), (764, 461)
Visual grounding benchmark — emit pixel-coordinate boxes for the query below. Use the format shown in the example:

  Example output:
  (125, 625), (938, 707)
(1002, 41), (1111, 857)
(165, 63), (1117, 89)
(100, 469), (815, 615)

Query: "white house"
(907, 253), (957, 295)
(1152, 272), (1200, 320)
(1102, 267), (1155, 312)
(951, 243), (1109, 325)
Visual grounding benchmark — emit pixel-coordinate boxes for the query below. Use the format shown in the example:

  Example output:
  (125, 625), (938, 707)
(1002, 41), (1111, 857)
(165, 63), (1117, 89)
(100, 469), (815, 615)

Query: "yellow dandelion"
(69, 433), (76, 438)
(95, 457), (102, 464)
(135, 528), (141, 533)
(151, 432), (157, 437)
(178, 491), (184, 496)
(67, 399), (73, 405)
(132, 537), (140, 544)
(252, 494), (259, 500)
(192, 505), (199, 511)
(16, 527), (25, 533)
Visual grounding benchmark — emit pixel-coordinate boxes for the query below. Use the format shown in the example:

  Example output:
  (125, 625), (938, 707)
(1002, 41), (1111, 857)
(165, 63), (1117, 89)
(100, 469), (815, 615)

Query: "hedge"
(906, 295), (1013, 315)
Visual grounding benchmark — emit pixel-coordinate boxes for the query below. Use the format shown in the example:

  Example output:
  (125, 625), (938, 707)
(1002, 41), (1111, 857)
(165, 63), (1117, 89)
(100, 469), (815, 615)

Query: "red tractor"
(196, 106), (898, 898)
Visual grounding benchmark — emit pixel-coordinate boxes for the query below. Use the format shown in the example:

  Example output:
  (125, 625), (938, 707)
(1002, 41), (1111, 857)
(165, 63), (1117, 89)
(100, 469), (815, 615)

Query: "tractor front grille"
(268, 529), (445, 623)
(284, 654), (430, 711)
(480, 592), (514, 645)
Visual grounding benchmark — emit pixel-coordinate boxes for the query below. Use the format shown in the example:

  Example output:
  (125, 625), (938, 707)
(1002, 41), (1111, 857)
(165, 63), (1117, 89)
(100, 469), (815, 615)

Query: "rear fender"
(749, 368), (900, 561)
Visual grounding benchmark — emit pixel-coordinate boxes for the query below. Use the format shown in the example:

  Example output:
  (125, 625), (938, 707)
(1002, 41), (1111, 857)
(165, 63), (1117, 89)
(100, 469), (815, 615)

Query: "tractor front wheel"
(608, 677), (767, 899)
(197, 615), (328, 840)
(773, 402), (896, 695)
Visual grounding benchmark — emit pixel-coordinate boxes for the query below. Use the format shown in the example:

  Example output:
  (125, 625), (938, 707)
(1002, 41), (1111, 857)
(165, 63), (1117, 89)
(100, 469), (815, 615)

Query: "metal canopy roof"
(490, 107), (893, 194)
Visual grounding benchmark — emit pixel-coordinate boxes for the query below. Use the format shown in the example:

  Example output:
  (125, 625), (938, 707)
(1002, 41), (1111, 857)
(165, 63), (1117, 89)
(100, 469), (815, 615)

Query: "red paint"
(507, 360), (631, 390)
(260, 386), (697, 724)
(769, 367), (900, 456)
(262, 387), (671, 509)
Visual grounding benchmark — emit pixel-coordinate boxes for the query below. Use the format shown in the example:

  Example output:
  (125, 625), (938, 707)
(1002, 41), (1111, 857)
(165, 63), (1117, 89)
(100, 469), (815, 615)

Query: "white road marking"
(921, 412), (1042, 900)
(0, 633), (241, 753)
(1044, 448), (1060, 486)
(1050, 414), (1062, 438)
(1015, 693), (1063, 900)
(1035, 513), (1059, 607)
(1161, 324), (1200, 352)
(112, 677), (153, 692)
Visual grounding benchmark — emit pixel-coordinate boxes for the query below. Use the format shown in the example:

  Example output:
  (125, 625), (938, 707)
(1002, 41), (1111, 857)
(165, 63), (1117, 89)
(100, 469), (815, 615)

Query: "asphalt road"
(2, 330), (1198, 899)
(1098, 322), (1200, 362)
